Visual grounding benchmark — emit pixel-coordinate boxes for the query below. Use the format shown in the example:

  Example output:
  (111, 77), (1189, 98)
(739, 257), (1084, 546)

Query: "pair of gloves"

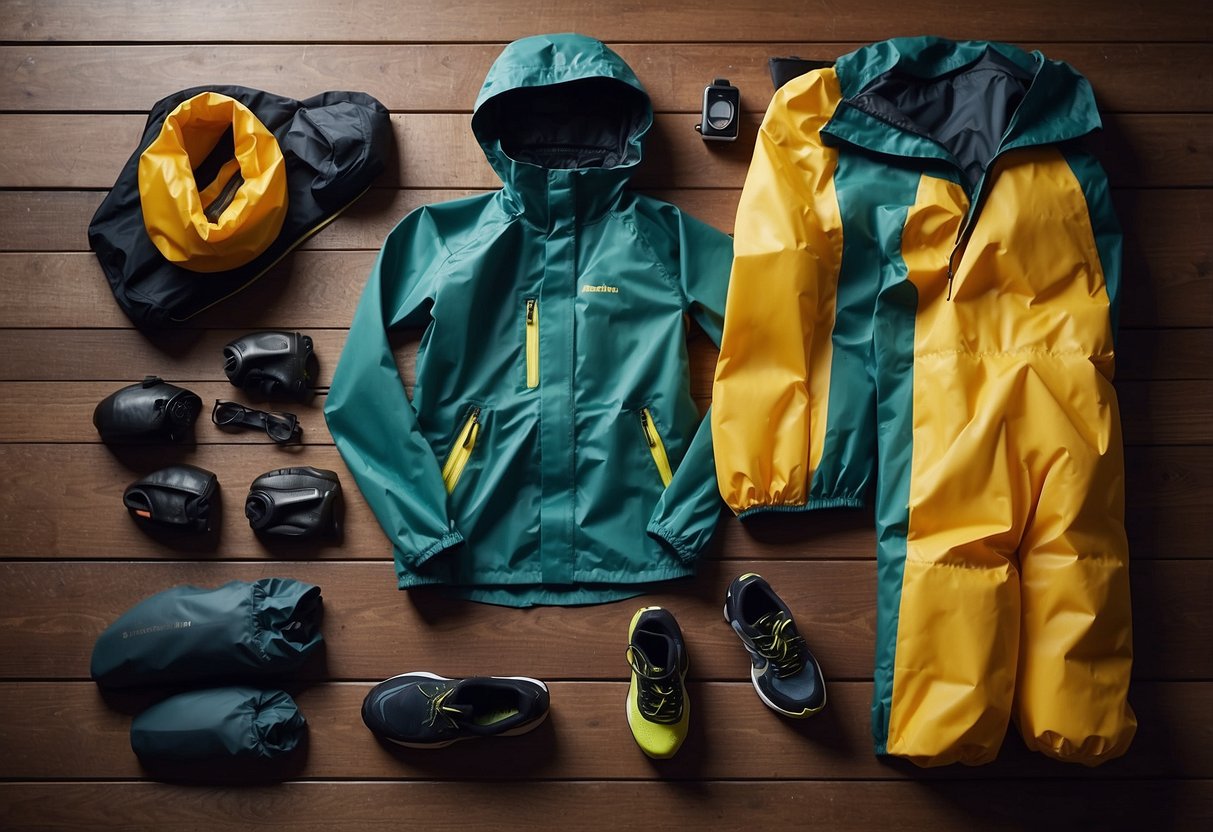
(90, 578), (323, 766)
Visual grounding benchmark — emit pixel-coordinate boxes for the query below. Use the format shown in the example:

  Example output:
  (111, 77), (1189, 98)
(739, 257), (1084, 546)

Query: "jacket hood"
(471, 34), (653, 218)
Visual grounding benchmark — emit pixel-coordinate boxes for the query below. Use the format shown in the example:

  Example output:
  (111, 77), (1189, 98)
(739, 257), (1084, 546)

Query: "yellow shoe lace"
(422, 685), (467, 729)
(752, 612), (807, 678)
(626, 646), (684, 724)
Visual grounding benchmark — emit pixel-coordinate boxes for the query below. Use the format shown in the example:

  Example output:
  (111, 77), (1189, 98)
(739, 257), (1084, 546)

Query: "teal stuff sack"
(91, 578), (323, 688)
(131, 687), (306, 762)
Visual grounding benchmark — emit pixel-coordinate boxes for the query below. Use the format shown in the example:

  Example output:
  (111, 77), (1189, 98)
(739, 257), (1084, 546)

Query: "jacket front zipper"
(640, 407), (673, 487)
(525, 298), (539, 388)
(441, 407), (481, 493)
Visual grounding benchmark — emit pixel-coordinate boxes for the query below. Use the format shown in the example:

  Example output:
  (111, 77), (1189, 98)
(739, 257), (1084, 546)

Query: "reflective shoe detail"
(361, 671), (549, 748)
(625, 606), (690, 759)
(724, 574), (827, 718)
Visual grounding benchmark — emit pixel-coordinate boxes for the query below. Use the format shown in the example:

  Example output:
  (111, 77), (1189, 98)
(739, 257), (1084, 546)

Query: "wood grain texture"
(5, 200), (1210, 348)
(2, 185), (1213, 309)
(0, 444), (1202, 560)
(2, 185), (1209, 329)
(1, 113), (1210, 190)
(1, 378), (1204, 446)
(5, 0), (1211, 42)
(0, 680), (1207, 780)
(0, 560), (1208, 683)
(1, 781), (1210, 831)
(4, 43), (1210, 114)
(0, 0), (1206, 823)
(0, 443), (876, 561)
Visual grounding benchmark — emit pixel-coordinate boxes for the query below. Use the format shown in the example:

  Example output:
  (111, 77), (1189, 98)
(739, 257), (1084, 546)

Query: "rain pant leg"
(872, 151), (1136, 766)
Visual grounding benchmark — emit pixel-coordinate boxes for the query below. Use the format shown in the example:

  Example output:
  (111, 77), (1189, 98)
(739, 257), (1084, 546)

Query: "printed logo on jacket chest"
(581, 284), (620, 294)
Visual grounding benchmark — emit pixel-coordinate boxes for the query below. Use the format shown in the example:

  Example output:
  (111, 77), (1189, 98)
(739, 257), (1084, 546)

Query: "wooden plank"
(0, 113), (1209, 190)
(0, 382), (331, 443)
(0, 332), (1203, 443)
(0, 560), (878, 682)
(0, 780), (1209, 831)
(4, 43), (1210, 115)
(0, 332), (349, 385)
(0, 334), (1193, 453)
(0, 560), (1207, 682)
(0, 680), (1206, 780)
(0, 444), (1199, 559)
(4, 0), (1209, 42)
(2, 188), (1209, 331)
(0, 189), (478, 253)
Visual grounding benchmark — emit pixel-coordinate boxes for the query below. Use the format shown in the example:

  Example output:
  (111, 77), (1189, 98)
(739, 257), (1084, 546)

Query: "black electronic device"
(123, 464), (219, 533)
(694, 78), (741, 142)
(246, 466), (343, 539)
(93, 376), (202, 444)
(223, 330), (317, 401)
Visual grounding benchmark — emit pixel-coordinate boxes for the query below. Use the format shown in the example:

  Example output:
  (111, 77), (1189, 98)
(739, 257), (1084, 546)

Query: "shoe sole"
(723, 601), (827, 720)
(626, 606), (690, 759)
(373, 671), (550, 749)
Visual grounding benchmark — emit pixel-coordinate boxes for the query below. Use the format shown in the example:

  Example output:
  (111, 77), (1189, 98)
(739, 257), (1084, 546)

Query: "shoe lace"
(626, 646), (684, 724)
(752, 611), (808, 678)
(422, 685), (465, 730)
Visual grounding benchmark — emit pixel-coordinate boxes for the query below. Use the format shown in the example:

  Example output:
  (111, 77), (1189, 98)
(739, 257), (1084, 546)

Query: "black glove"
(123, 464), (219, 533)
(223, 331), (318, 401)
(93, 376), (201, 443)
(245, 466), (342, 538)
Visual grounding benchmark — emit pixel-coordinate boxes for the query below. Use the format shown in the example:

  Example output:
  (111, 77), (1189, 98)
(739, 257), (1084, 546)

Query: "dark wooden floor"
(1, 1), (1210, 829)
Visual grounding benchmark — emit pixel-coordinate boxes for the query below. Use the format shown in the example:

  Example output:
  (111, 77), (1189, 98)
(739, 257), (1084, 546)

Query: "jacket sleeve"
(324, 207), (464, 568)
(646, 210), (732, 564)
(710, 71), (844, 516)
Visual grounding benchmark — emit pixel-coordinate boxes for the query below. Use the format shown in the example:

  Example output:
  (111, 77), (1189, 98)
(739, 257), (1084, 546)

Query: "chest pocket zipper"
(640, 407), (673, 488)
(525, 298), (539, 389)
(441, 407), (481, 493)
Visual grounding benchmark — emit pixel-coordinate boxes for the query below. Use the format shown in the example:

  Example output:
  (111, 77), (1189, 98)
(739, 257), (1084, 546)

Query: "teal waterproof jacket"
(325, 34), (733, 606)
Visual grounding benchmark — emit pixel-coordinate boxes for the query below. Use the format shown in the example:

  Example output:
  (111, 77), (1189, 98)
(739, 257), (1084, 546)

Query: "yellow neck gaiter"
(137, 92), (288, 273)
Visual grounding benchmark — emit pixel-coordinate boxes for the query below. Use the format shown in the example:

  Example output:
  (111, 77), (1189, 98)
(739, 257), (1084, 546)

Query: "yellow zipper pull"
(640, 407), (673, 487)
(525, 298), (539, 389)
(463, 407), (481, 448)
(641, 409), (657, 447)
(442, 407), (482, 493)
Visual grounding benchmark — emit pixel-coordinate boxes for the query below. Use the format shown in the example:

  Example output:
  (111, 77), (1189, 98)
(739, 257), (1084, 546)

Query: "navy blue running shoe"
(724, 573), (826, 718)
(362, 671), (549, 747)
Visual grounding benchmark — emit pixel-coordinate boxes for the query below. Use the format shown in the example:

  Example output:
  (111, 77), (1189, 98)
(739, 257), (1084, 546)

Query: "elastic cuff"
(407, 531), (464, 569)
(736, 496), (864, 519)
(647, 523), (698, 565)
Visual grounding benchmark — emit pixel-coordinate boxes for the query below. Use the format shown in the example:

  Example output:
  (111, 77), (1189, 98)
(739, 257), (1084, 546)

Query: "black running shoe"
(724, 573), (826, 718)
(361, 671), (549, 748)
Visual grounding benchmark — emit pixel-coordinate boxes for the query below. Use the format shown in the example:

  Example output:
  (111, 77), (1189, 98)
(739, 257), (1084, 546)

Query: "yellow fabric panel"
(711, 69), (844, 512)
(138, 91), (288, 273)
(885, 153), (1135, 766)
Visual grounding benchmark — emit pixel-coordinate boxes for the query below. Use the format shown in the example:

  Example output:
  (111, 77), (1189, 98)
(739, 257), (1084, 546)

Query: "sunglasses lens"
(214, 401), (242, 425)
(265, 414), (296, 443)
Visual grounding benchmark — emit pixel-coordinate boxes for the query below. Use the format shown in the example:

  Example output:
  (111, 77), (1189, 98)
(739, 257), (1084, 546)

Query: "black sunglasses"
(211, 399), (302, 444)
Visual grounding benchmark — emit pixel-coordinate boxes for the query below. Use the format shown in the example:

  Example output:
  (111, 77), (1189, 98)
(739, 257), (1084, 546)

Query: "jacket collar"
(822, 37), (1102, 168)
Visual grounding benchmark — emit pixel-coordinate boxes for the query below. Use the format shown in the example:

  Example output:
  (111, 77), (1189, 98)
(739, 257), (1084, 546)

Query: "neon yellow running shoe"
(625, 606), (690, 759)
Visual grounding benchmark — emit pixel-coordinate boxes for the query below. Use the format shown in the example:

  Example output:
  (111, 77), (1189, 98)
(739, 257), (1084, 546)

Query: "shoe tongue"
(641, 632), (677, 678)
(443, 680), (481, 718)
